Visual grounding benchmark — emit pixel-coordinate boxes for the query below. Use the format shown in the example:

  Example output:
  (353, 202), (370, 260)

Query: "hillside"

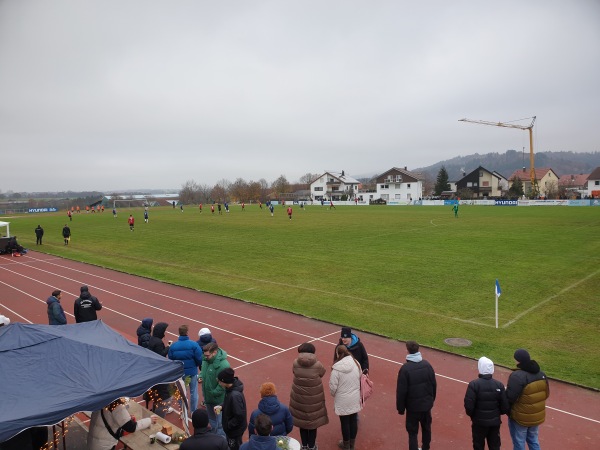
(414, 150), (600, 182)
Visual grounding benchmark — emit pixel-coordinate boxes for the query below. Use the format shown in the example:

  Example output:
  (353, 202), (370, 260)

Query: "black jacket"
(464, 374), (510, 427)
(222, 378), (247, 438)
(137, 318), (153, 347)
(335, 334), (369, 373)
(179, 427), (228, 450)
(396, 359), (437, 414)
(73, 289), (102, 323)
(147, 323), (171, 402)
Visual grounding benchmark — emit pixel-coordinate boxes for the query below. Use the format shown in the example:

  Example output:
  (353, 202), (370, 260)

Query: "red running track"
(1, 252), (599, 450)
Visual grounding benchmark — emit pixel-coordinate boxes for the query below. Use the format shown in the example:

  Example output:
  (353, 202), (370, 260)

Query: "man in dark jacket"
(73, 285), (102, 323)
(218, 368), (247, 450)
(464, 356), (510, 450)
(137, 318), (153, 347)
(506, 349), (549, 450)
(396, 340), (437, 450)
(62, 224), (71, 245)
(180, 408), (228, 450)
(34, 225), (44, 245)
(47, 290), (67, 325)
(336, 327), (369, 373)
(146, 322), (174, 417)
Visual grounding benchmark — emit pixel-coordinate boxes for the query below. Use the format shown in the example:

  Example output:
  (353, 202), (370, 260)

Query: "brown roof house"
(508, 167), (559, 197)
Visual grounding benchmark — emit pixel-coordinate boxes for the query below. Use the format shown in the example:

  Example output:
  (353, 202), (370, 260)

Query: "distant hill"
(414, 150), (600, 182)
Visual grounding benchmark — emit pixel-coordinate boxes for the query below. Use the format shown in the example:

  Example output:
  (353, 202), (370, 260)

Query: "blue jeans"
(509, 418), (540, 450)
(188, 375), (199, 412)
(206, 402), (225, 437)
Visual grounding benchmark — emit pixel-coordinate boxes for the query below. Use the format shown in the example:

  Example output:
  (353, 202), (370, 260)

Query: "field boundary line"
(503, 268), (600, 328)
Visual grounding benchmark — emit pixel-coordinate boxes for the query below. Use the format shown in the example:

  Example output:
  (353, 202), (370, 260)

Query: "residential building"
(375, 167), (424, 203)
(455, 166), (503, 198)
(508, 168), (559, 197)
(559, 173), (589, 198)
(586, 167), (600, 198)
(310, 171), (360, 201)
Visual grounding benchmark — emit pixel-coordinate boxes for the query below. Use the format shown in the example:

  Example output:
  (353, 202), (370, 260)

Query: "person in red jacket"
(287, 206), (293, 220)
(128, 215), (135, 231)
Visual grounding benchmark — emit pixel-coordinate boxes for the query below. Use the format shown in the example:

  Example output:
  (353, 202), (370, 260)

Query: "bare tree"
(179, 180), (201, 204)
(299, 172), (319, 187)
(271, 175), (289, 195)
(247, 181), (262, 202)
(258, 178), (270, 201)
(230, 178), (249, 202)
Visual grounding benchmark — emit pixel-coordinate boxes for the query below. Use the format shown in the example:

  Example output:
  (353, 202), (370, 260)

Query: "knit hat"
(478, 356), (494, 375)
(514, 348), (530, 364)
(341, 327), (352, 338)
(218, 368), (235, 384)
(260, 382), (276, 397)
(80, 285), (89, 292)
(198, 327), (211, 338)
(191, 408), (209, 428)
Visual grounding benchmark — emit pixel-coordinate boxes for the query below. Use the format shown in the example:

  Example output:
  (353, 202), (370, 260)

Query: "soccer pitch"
(9, 204), (600, 388)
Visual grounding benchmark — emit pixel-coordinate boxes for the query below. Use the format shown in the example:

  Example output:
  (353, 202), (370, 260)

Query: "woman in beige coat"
(330, 345), (362, 450)
(289, 342), (329, 450)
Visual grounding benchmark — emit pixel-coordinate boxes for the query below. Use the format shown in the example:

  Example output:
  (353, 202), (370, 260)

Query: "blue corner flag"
(495, 279), (502, 298)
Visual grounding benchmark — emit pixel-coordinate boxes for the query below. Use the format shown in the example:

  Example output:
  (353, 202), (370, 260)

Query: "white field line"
(502, 267), (600, 328)
(4, 256), (599, 424)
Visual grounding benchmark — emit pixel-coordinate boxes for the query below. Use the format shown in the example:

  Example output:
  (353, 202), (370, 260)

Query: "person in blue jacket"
(248, 382), (293, 438)
(47, 290), (67, 325)
(169, 324), (203, 412)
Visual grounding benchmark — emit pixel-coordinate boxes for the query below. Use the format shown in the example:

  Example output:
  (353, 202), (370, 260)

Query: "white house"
(375, 167), (424, 203)
(586, 166), (600, 198)
(310, 171), (360, 201)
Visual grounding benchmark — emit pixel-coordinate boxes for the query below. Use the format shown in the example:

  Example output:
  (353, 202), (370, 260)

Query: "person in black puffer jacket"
(218, 368), (247, 450)
(136, 318), (153, 348)
(396, 340), (437, 450)
(464, 356), (510, 450)
(146, 322), (174, 417)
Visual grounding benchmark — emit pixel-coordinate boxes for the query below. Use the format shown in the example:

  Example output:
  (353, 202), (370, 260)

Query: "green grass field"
(6, 204), (600, 389)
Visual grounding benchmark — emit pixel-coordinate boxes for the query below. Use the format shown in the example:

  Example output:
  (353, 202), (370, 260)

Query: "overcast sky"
(1, 0), (599, 193)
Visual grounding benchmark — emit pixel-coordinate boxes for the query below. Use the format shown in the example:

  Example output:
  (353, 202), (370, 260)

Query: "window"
(479, 171), (483, 177)
(482, 181), (489, 187)
(395, 175), (402, 182)
(314, 187), (323, 191)
(380, 184), (389, 189)
(595, 181), (599, 186)
(407, 184), (411, 188)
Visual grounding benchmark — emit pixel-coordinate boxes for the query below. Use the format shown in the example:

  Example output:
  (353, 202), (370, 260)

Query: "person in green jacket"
(201, 342), (230, 437)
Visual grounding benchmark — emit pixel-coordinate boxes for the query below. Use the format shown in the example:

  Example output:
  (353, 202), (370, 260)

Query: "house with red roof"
(508, 167), (559, 198)
(586, 167), (600, 198)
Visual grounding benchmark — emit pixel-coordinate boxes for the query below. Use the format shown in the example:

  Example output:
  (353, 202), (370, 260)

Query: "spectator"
(506, 349), (550, 450)
(241, 414), (278, 450)
(168, 325), (203, 412)
(396, 340), (437, 450)
(330, 345), (362, 450)
(180, 408), (228, 450)
(201, 342), (231, 436)
(73, 285), (102, 323)
(137, 318), (153, 348)
(88, 398), (157, 450)
(197, 327), (217, 380)
(34, 225), (44, 245)
(0, 314), (10, 326)
(248, 382), (293, 438)
(289, 342), (328, 450)
(336, 327), (369, 374)
(62, 224), (71, 245)
(464, 356), (510, 450)
(47, 290), (67, 325)
(218, 368), (247, 450)
(146, 322), (175, 417)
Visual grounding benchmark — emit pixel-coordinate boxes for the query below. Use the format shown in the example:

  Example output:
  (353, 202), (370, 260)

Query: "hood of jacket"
(79, 290), (92, 300)
(258, 395), (281, 415)
(46, 296), (60, 306)
(478, 357), (494, 375)
(139, 318), (153, 332)
(517, 359), (541, 374)
(296, 352), (318, 368)
(332, 355), (356, 374)
(152, 322), (168, 339)
(205, 347), (228, 364)
(245, 435), (278, 450)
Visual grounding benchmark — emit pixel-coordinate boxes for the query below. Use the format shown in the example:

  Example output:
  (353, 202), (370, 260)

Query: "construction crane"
(459, 116), (536, 187)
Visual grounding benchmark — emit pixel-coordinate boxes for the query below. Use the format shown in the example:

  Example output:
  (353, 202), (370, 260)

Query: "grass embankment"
(8, 204), (600, 388)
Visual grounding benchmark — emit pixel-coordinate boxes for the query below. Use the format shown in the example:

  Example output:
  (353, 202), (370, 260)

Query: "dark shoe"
(349, 439), (356, 450)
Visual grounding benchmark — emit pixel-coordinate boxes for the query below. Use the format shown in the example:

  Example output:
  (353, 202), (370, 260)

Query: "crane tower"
(459, 116), (536, 187)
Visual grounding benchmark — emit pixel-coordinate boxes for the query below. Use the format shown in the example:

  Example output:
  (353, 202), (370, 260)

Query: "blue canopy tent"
(0, 321), (184, 443)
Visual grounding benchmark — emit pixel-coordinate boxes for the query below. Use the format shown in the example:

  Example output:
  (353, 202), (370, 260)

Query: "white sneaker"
(166, 407), (175, 414)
